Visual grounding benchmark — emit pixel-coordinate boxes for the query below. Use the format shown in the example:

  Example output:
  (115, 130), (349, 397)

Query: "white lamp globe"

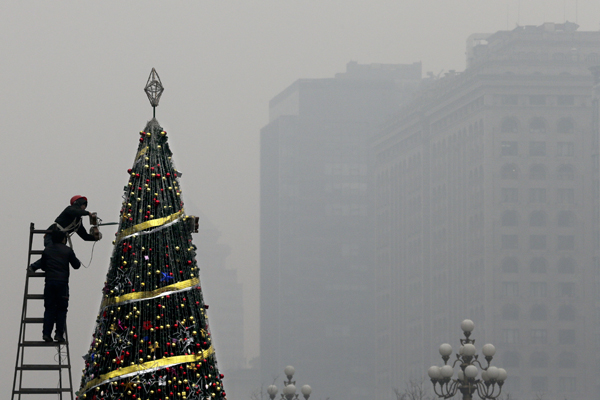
(481, 370), (489, 382)
(464, 365), (478, 379)
(461, 319), (475, 333)
(463, 343), (476, 356)
(284, 366), (296, 379)
(267, 385), (278, 396)
(482, 344), (496, 357)
(301, 385), (312, 397)
(486, 366), (499, 380)
(428, 366), (441, 379)
(457, 370), (464, 381)
(283, 384), (296, 397)
(440, 365), (454, 379)
(439, 343), (453, 357)
(497, 368), (507, 382)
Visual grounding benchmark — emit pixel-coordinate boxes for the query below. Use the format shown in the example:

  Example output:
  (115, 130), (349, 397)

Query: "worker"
(29, 228), (81, 342)
(45, 195), (102, 247)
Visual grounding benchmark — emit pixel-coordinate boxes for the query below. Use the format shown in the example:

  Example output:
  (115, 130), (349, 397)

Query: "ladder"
(11, 223), (74, 399)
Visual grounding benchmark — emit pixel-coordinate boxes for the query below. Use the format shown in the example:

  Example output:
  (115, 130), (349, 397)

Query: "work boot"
(54, 334), (65, 343)
(43, 335), (53, 343)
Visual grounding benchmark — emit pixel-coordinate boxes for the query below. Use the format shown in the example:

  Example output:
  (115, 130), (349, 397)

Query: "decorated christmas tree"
(77, 70), (226, 400)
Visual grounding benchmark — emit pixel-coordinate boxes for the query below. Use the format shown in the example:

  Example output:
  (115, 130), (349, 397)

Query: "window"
(558, 351), (577, 368)
(557, 164), (575, 180)
(529, 141), (546, 156)
(501, 141), (518, 156)
(501, 188), (519, 203)
(558, 282), (575, 297)
(529, 235), (546, 250)
(502, 234), (518, 249)
(531, 329), (547, 344)
(557, 117), (574, 133)
(502, 282), (519, 297)
(501, 163), (519, 179)
(502, 95), (518, 105)
(503, 351), (520, 367)
(530, 257), (547, 273)
(502, 304), (519, 320)
(501, 257), (519, 273)
(558, 377), (576, 393)
(529, 117), (546, 133)
(557, 142), (574, 156)
(557, 257), (575, 273)
(501, 329), (519, 344)
(529, 95), (546, 106)
(529, 211), (546, 227)
(557, 95), (575, 106)
(531, 305), (548, 320)
(501, 117), (519, 133)
(529, 164), (546, 180)
(530, 351), (548, 368)
(557, 235), (574, 251)
(557, 188), (574, 204)
(501, 210), (518, 226)
(531, 377), (548, 392)
(557, 210), (575, 227)
(530, 282), (547, 297)
(558, 305), (576, 321)
(558, 329), (575, 344)
(529, 188), (546, 203)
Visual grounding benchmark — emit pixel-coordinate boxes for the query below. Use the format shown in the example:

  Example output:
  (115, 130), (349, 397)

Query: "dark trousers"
(43, 281), (69, 337)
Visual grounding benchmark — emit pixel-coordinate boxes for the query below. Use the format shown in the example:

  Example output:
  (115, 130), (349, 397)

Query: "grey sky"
(2, 0), (599, 392)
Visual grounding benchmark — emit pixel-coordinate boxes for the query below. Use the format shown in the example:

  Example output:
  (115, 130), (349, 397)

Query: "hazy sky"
(2, 0), (600, 392)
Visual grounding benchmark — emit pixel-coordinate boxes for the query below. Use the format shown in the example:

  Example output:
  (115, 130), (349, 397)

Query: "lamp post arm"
(474, 381), (503, 400)
(433, 379), (459, 399)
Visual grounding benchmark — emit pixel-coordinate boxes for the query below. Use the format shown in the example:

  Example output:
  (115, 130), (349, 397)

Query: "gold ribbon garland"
(100, 277), (200, 309)
(135, 146), (148, 161)
(81, 346), (215, 393)
(115, 210), (184, 242)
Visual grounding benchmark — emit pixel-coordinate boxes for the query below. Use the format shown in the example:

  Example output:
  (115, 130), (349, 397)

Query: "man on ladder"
(45, 195), (102, 247)
(29, 228), (82, 343)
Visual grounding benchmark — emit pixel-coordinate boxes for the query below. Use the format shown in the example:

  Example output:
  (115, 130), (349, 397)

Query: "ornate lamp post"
(427, 319), (507, 400)
(267, 366), (312, 400)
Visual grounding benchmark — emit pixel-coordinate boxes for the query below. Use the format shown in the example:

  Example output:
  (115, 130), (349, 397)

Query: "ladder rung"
(25, 294), (44, 300)
(23, 317), (44, 323)
(21, 341), (67, 347)
(27, 271), (45, 277)
(19, 364), (69, 370)
(14, 388), (72, 394)
(29, 250), (44, 255)
(32, 229), (51, 234)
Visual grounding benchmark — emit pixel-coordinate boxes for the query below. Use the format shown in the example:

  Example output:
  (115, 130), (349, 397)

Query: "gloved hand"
(90, 226), (102, 241)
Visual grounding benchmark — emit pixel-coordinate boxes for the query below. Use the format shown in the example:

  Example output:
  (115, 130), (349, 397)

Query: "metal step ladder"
(11, 223), (74, 399)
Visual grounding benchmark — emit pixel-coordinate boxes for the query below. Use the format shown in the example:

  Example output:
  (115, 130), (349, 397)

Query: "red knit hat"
(70, 195), (88, 205)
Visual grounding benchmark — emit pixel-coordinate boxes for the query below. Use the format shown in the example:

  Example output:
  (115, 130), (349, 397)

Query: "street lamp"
(427, 319), (507, 400)
(267, 366), (312, 400)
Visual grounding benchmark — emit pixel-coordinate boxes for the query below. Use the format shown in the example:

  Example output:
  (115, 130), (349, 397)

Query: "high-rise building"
(372, 23), (600, 400)
(260, 62), (421, 399)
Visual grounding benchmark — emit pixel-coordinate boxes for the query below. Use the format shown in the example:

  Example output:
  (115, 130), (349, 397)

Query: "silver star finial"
(144, 68), (164, 117)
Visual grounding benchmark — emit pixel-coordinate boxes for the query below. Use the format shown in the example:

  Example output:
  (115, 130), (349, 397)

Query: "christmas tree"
(77, 70), (226, 400)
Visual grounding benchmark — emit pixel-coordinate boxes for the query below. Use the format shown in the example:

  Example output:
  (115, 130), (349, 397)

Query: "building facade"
(260, 62), (421, 399)
(372, 23), (600, 400)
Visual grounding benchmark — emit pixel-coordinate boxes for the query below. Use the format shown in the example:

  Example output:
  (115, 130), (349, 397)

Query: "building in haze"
(371, 22), (600, 400)
(194, 212), (248, 399)
(260, 62), (421, 399)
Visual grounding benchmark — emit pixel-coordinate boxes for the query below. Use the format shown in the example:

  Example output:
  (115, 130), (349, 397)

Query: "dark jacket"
(49, 205), (95, 241)
(30, 243), (81, 283)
